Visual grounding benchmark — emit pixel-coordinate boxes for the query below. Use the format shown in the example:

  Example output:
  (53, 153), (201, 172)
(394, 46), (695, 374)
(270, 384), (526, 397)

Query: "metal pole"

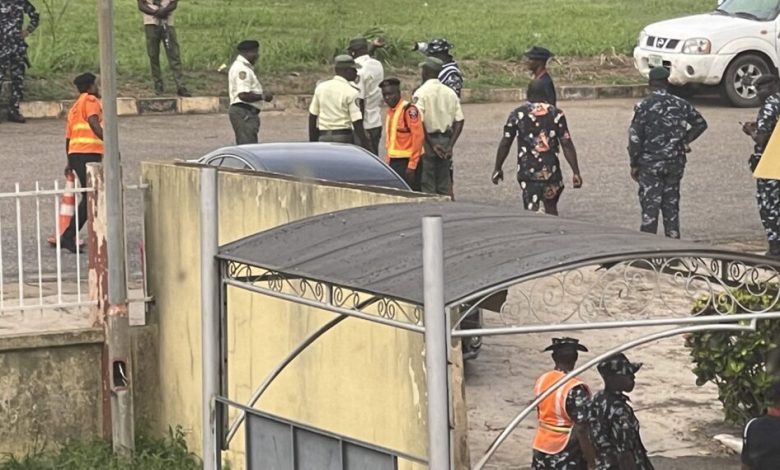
(97, 0), (134, 454)
(200, 167), (220, 470)
(422, 216), (451, 470)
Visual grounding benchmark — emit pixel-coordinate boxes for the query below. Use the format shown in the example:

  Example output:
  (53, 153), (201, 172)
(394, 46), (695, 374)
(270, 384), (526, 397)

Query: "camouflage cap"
(426, 38), (453, 54)
(597, 353), (643, 377)
(543, 337), (588, 352)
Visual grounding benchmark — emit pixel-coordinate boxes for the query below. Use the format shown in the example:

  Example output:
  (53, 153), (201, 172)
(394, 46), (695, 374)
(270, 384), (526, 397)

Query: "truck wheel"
(722, 54), (770, 107)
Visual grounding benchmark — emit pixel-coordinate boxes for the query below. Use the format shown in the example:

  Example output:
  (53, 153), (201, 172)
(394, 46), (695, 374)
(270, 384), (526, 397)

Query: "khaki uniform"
(228, 55), (264, 144)
(309, 76), (363, 143)
(413, 78), (464, 194)
(141, 0), (185, 94)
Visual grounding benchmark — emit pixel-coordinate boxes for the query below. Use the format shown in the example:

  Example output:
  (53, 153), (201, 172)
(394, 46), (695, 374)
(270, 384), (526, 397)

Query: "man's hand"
(263, 91), (274, 102)
(64, 166), (73, 176)
(405, 168), (416, 184)
(743, 121), (757, 136)
(20, 30), (30, 39)
(491, 169), (504, 185)
(443, 145), (454, 159)
(154, 10), (168, 18)
(684, 143), (692, 153)
(433, 144), (447, 159)
(631, 167), (640, 183)
(573, 173), (583, 188)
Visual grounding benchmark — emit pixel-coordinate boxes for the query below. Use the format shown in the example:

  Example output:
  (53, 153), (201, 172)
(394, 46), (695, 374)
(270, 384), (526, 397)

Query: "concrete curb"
(15, 84), (648, 120)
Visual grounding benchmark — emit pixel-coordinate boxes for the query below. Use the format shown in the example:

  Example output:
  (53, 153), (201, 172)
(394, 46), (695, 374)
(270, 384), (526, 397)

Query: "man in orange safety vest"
(532, 337), (596, 469)
(380, 77), (425, 190)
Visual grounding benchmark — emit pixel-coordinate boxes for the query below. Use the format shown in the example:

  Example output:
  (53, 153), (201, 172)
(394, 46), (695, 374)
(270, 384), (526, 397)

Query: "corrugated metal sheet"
(218, 202), (776, 306)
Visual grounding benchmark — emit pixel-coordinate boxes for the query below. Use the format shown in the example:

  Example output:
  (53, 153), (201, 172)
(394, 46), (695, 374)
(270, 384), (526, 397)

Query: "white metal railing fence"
(0, 178), (148, 319)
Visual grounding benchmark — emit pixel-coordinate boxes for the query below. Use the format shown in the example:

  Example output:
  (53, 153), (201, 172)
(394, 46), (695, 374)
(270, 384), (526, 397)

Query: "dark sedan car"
(192, 143), (411, 191)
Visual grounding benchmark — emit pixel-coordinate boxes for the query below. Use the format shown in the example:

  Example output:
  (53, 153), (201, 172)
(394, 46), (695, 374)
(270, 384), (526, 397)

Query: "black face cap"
(237, 40), (260, 52)
(524, 46), (553, 61)
(543, 337), (588, 352)
(597, 353), (643, 377)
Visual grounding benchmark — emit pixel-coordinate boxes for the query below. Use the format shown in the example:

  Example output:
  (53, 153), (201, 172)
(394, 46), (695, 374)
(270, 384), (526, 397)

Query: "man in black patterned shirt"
(588, 353), (654, 470)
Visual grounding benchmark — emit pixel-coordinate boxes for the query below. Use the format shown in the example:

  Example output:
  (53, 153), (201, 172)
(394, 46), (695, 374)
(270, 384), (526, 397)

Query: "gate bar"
(422, 216), (451, 470)
(200, 167), (220, 470)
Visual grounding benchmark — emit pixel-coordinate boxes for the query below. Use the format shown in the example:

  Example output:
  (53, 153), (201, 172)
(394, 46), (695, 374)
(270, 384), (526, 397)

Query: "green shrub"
(686, 285), (780, 423)
(0, 426), (201, 470)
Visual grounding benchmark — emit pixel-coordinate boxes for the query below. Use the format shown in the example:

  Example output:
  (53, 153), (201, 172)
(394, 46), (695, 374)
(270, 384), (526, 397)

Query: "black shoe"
(177, 88), (191, 97)
(59, 236), (77, 253)
(7, 112), (25, 123)
(766, 241), (780, 258)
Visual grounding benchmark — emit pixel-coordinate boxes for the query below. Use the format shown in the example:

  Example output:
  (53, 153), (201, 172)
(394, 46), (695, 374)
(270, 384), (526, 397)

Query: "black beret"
(73, 72), (97, 89)
(237, 40), (260, 52)
(524, 46), (553, 60)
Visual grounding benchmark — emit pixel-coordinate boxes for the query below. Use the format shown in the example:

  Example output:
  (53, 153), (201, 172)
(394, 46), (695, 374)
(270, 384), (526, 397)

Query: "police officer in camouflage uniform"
(587, 353), (654, 470)
(628, 67), (707, 239)
(0, 0), (39, 123)
(743, 75), (780, 257)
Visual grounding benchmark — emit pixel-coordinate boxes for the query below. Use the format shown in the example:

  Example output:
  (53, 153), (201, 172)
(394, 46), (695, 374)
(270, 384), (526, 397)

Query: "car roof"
(199, 143), (411, 191)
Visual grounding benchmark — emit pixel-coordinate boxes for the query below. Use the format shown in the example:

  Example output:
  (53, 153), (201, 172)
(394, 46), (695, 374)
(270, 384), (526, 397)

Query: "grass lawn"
(20, 0), (714, 100)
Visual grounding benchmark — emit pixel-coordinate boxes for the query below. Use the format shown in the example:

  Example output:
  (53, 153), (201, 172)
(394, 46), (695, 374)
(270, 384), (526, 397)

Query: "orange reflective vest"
(66, 93), (104, 155)
(384, 100), (424, 170)
(532, 370), (589, 455)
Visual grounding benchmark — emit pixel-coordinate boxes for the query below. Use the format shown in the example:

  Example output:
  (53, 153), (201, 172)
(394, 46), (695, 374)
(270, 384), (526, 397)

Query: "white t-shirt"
(354, 55), (384, 130)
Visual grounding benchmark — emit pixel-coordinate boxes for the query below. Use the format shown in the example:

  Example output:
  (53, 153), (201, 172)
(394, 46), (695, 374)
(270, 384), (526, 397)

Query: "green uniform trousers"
(144, 23), (186, 92)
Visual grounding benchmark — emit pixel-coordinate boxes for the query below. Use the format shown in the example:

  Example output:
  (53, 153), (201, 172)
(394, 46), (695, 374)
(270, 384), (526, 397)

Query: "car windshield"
(717, 0), (780, 20)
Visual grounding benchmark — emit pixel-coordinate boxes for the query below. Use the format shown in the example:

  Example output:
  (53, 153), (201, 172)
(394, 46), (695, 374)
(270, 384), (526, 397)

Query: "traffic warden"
(412, 57), (465, 195)
(742, 75), (780, 257)
(347, 37), (384, 154)
(742, 380), (780, 470)
(308, 55), (371, 149)
(628, 67), (707, 239)
(380, 78), (424, 188)
(228, 40), (273, 145)
(588, 353), (654, 470)
(525, 46), (556, 106)
(137, 0), (190, 96)
(531, 337), (595, 470)
(492, 80), (582, 215)
(61, 72), (103, 253)
(0, 0), (39, 123)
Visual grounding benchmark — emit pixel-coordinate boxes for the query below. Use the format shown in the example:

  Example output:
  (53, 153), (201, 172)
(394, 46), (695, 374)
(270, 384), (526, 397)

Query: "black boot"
(766, 241), (780, 257)
(7, 111), (26, 123)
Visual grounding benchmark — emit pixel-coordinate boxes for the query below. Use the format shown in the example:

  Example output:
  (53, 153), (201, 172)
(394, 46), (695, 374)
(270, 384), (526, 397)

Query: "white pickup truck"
(634, 0), (780, 107)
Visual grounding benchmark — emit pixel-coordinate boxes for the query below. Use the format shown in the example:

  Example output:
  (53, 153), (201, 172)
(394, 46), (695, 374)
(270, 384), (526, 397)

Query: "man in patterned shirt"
(491, 80), (582, 215)
(0, 0), (39, 123)
(742, 75), (780, 257)
(531, 337), (595, 470)
(588, 353), (654, 470)
(628, 67), (707, 239)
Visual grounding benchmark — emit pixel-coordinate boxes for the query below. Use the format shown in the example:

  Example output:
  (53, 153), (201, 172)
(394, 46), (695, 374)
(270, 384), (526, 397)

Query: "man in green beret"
(412, 57), (465, 195)
(309, 55), (371, 149)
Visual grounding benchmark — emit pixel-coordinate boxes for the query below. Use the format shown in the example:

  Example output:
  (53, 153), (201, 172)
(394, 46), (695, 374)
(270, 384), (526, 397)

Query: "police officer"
(524, 46), (556, 106)
(742, 380), (780, 470)
(0, 0), (39, 123)
(308, 55), (371, 149)
(414, 38), (463, 98)
(628, 67), (707, 239)
(588, 353), (653, 470)
(136, 0), (190, 97)
(492, 79), (582, 215)
(347, 37), (384, 154)
(413, 57), (464, 195)
(531, 337), (595, 470)
(742, 75), (780, 257)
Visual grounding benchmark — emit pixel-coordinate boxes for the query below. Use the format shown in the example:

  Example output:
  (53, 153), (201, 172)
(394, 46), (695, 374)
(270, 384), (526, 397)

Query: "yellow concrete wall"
(142, 162), (440, 468)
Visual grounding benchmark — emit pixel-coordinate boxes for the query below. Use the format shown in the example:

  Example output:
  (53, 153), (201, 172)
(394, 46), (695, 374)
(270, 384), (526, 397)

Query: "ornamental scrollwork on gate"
(487, 257), (780, 326)
(225, 261), (423, 326)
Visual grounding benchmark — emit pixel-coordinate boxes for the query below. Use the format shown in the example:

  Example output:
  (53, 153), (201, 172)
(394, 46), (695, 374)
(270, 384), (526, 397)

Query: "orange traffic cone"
(48, 171), (84, 248)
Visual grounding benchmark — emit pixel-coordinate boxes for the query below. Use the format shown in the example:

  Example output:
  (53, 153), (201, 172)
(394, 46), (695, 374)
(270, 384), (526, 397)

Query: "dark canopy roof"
(218, 202), (776, 307)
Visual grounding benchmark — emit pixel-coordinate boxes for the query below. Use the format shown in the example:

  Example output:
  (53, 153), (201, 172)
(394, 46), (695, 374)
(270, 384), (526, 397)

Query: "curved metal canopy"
(218, 202), (776, 307)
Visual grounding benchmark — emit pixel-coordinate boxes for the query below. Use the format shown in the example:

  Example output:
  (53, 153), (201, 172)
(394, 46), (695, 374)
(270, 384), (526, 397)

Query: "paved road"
(0, 98), (766, 279)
